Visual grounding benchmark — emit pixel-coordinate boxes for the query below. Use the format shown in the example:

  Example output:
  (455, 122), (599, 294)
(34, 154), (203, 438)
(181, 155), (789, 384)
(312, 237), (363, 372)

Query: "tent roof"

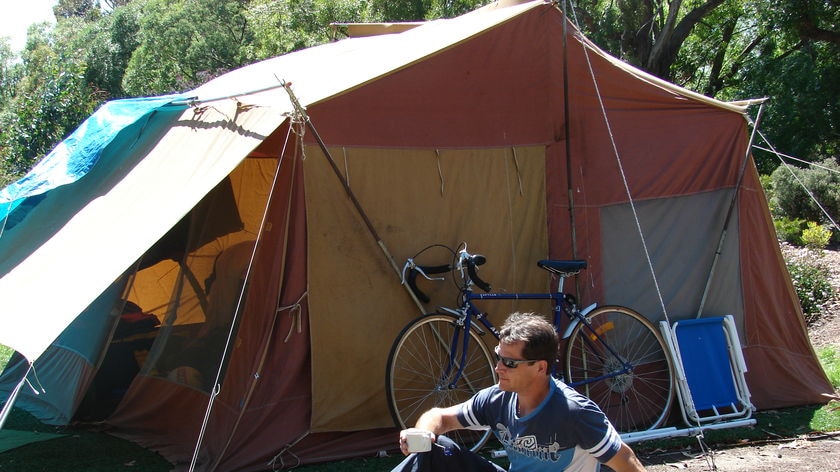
(189, 0), (752, 114)
(0, 0), (753, 362)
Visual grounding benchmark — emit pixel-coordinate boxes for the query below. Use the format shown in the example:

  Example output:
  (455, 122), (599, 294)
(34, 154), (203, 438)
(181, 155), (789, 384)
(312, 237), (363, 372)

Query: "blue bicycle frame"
(436, 286), (633, 390)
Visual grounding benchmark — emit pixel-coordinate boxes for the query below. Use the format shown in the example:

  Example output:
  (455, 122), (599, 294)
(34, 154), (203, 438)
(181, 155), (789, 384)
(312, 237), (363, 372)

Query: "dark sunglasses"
(494, 345), (538, 369)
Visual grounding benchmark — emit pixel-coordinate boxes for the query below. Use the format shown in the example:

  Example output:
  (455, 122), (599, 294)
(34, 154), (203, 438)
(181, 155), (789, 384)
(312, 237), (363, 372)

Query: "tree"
(0, 26), (99, 179)
(572, 0), (730, 81)
(54, 0), (97, 19)
(570, 0), (838, 174)
(368, 0), (491, 21)
(122, 0), (255, 96)
(0, 39), (20, 107)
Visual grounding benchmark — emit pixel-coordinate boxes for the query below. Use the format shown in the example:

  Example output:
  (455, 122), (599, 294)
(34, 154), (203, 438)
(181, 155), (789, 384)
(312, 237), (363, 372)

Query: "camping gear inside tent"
(1, 1), (833, 470)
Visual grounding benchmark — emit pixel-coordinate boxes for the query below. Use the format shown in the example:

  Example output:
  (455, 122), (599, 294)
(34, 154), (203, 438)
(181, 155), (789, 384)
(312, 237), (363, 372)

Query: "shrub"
(771, 159), (840, 226)
(786, 258), (834, 325)
(775, 217), (805, 245)
(801, 221), (832, 250)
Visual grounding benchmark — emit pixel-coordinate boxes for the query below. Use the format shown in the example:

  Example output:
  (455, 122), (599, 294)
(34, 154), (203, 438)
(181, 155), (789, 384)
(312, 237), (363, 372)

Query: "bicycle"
(385, 243), (675, 452)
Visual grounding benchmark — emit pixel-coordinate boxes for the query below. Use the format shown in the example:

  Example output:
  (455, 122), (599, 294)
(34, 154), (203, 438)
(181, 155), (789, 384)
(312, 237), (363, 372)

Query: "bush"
(771, 159), (840, 226)
(775, 217), (805, 245)
(786, 258), (834, 325)
(801, 221), (832, 250)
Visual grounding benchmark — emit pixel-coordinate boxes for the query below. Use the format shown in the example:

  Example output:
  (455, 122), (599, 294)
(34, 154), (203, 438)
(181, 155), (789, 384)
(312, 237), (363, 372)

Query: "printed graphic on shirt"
(496, 423), (574, 468)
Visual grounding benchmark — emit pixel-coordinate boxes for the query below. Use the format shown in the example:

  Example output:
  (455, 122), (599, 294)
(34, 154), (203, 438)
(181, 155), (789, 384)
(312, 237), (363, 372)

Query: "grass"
(0, 344), (838, 471)
(0, 345), (12, 373)
(818, 345), (840, 388)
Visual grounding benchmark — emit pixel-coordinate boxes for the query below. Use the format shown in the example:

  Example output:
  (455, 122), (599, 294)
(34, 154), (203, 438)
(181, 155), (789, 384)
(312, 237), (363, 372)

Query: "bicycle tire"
(386, 313), (497, 452)
(564, 305), (675, 432)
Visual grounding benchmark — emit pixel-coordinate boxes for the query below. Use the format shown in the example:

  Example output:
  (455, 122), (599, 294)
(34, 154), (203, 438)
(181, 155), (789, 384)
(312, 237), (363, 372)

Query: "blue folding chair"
(664, 315), (754, 425)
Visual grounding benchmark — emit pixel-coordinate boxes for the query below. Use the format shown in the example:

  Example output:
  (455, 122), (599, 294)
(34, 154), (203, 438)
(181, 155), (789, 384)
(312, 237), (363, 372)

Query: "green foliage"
(0, 343), (13, 370)
(0, 28), (100, 177)
(801, 221), (832, 250)
(736, 0), (840, 174)
(123, 0), (256, 96)
(785, 256), (834, 325)
(770, 159), (840, 226)
(246, 0), (364, 60)
(63, 5), (141, 98)
(774, 217), (805, 245)
(54, 0), (98, 19)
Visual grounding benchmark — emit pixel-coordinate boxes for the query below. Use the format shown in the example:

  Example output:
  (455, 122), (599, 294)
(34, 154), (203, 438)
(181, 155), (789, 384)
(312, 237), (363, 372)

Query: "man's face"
(494, 340), (542, 392)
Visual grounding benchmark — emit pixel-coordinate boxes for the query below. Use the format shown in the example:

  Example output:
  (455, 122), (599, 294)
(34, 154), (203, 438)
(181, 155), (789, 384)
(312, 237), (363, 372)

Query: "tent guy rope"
(564, 0), (670, 324)
(189, 106), (296, 472)
(756, 130), (840, 233)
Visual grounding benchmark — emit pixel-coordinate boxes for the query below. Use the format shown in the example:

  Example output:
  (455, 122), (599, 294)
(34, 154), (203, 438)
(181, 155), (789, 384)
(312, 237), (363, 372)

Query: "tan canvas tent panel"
(305, 145), (549, 431)
(1, 1), (833, 470)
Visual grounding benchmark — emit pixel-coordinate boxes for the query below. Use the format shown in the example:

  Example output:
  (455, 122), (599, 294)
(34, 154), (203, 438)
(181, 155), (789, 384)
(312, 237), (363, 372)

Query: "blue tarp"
(0, 94), (187, 220)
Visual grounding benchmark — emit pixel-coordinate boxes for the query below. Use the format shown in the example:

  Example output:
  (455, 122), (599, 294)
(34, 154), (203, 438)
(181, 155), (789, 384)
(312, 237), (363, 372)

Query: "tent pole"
(280, 80), (426, 313)
(0, 365), (33, 430)
(696, 102), (765, 318)
(561, 0), (580, 298)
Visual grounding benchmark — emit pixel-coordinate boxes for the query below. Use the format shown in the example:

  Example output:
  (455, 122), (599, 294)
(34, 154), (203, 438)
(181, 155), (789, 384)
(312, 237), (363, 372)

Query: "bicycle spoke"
(386, 314), (497, 452)
(565, 306), (675, 432)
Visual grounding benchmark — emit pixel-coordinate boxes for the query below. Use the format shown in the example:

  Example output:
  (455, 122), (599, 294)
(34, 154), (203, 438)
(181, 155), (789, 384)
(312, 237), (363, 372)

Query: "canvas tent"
(0, 0), (833, 470)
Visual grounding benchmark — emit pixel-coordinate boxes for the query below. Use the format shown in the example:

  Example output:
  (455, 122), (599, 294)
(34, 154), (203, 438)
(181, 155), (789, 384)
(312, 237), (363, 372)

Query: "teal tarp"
(0, 94), (186, 220)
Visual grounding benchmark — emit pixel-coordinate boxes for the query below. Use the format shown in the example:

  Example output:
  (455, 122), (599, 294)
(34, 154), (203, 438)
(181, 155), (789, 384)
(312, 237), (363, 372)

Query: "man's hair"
(498, 312), (558, 370)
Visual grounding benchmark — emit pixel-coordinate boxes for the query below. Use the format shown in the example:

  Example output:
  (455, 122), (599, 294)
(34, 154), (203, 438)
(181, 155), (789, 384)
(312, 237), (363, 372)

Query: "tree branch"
(798, 18), (840, 45)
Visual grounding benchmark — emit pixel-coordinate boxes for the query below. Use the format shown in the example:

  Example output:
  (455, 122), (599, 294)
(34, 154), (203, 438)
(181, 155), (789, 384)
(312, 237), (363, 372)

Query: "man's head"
(498, 312), (558, 372)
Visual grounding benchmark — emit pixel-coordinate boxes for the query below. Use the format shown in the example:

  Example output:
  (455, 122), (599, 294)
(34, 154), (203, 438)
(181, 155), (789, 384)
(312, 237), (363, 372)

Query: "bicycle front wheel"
(386, 313), (497, 452)
(564, 305), (674, 432)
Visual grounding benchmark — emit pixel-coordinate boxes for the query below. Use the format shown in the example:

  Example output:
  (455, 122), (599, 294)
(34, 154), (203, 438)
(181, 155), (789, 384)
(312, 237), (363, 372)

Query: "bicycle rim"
(386, 313), (497, 452)
(564, 305), (674, 432)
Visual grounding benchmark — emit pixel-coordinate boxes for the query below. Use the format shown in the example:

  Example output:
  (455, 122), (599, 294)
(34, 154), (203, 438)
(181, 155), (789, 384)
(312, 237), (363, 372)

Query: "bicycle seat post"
(552, 270), (569, 294)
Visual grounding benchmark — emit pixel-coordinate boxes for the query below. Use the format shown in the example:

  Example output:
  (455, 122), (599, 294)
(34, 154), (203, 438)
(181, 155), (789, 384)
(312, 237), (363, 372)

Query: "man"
(395, 312), (647, 472)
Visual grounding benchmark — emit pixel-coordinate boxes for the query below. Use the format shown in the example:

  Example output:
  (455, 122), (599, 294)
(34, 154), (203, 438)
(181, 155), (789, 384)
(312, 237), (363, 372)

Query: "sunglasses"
(494, 345), (538, 369)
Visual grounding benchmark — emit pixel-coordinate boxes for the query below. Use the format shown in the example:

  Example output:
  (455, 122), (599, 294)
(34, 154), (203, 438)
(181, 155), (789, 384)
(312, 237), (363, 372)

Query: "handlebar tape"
(405, 264), (452, 304)
(467, 256), (491, 292)
(406, 269), (430, 303)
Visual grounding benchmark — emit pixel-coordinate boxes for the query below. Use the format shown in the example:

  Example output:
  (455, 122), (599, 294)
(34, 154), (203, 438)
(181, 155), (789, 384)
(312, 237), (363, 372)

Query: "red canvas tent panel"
(1, 2), (832, 471)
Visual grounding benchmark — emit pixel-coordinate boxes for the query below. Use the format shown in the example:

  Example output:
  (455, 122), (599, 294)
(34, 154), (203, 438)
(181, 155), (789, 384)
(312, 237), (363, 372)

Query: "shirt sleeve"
(455, 385), (499, 429)
(573, 398), (623, 463)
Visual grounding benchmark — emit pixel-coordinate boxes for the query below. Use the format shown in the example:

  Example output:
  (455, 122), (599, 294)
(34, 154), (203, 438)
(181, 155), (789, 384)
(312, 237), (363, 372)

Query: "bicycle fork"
(561, 304), (635, 388)
(437, 307), (489, 391)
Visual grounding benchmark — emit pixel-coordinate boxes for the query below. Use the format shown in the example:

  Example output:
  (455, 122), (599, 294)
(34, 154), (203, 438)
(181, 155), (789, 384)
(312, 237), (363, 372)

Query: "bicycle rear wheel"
(386, 313), (497, 452)
(564, 305), (674, 432)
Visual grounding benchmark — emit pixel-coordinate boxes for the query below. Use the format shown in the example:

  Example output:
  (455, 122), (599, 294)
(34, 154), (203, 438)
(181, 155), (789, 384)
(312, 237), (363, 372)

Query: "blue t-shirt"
(457, 378), (622, 472)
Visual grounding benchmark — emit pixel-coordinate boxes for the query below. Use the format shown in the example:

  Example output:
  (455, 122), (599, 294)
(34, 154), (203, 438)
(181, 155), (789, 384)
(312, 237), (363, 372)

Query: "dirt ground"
(640, 244), (840, 472)
(641, 432), (840, 471)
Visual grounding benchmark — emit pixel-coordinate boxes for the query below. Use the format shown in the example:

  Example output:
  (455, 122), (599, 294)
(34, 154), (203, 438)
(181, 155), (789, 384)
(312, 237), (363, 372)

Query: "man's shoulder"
(473, 383), (510, 403)
(550, 377), (597, 407)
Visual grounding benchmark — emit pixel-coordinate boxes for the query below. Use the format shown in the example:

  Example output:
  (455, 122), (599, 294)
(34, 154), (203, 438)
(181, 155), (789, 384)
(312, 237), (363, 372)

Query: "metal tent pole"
(696, 102), (766, 318)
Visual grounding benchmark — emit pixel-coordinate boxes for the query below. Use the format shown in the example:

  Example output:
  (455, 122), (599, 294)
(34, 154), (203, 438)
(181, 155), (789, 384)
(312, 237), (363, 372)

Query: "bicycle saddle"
(537, 259), (587, 276)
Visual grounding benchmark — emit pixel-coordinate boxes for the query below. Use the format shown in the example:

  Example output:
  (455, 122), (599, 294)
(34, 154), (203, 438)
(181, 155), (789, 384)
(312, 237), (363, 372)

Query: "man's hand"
(398, 428), (436, 456)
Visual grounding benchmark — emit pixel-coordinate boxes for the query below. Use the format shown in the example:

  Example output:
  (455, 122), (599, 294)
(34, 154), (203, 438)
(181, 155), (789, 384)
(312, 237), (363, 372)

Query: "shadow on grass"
(0, 403), (836, 471)
(0, 407), (171, 472)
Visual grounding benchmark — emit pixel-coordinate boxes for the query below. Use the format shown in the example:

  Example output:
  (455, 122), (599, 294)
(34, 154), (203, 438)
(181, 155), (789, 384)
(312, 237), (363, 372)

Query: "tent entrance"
(70, 156), (278, 423)
(133, 158), (276, 392)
